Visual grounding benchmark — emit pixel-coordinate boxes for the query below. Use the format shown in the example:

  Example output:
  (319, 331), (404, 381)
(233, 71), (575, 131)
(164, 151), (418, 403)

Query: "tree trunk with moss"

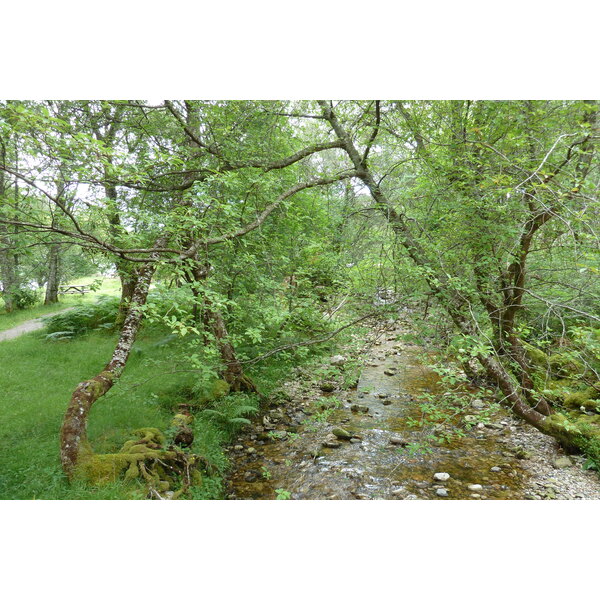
(60, 255), (158, 477)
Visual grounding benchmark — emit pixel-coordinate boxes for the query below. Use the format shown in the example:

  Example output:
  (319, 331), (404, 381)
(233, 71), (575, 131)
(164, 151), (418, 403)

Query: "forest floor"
(226, 316), (600, 500)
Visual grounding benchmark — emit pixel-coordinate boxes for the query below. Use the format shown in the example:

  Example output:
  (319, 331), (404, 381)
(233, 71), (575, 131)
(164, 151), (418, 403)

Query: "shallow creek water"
(227, 328), (529, 500)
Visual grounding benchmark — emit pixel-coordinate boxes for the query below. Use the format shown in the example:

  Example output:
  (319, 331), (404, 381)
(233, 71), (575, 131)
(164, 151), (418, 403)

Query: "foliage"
(43, 296), (120, 338)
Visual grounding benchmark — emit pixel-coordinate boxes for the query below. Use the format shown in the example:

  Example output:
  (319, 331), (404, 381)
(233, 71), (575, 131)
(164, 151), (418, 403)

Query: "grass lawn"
(0, 325), (193, 499)
(0, 275), (121, 332)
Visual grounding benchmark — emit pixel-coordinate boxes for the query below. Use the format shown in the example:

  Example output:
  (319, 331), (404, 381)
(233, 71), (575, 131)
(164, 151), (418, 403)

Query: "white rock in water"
(467, 484), (483, 491)
(434, 472), (451, 481)
(330, 355), (347, 366)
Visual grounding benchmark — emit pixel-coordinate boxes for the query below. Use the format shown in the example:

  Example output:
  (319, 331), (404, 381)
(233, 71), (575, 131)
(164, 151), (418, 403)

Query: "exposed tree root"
(73, 425), (211, 499)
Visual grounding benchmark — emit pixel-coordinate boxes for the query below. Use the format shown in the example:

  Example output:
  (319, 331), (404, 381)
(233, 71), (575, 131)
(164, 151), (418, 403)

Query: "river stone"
(234, 445), (244, 451)
(330, 355), (347, 366)
(351, 404), (369, 413)
(319, 382), (336, 392)
(434, 472), (451, 481)
(378, 392), (389, 398)
(467, 484), (483, 491)
(332, 427), (352, 440)
(553, 456), (573, 469)
(384, 369), (397, 376)
(436, 488), (449, 497)
(490, 466), (502, 472)
(323, 440), (341, 448)
(246, 447), (256, 454)
(390, 437), (408, 447)
(471, 399), (486, 409)
(382, 399), (392, 405)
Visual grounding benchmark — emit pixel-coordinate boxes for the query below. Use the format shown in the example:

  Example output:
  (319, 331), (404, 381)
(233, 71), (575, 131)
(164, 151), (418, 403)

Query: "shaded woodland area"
(1, 100), (598, 500)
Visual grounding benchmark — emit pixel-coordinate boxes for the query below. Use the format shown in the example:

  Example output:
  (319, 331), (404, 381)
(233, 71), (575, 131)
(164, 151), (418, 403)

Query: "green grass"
(0, 275), (121, 332)
(0, 325), (197, 499)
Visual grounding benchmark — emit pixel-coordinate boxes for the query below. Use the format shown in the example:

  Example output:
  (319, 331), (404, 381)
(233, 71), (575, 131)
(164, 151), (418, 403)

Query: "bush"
(43, 295), (119, 339)
(12, 288), (40, 310)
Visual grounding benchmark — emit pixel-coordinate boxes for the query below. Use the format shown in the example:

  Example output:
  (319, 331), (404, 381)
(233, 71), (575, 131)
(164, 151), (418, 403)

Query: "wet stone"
(436, 488), (449, 497)
(490, 466), (502, 472)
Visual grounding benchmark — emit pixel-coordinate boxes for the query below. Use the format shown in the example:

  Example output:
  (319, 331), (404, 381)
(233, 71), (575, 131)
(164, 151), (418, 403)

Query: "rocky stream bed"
(226, 320), (600, 500)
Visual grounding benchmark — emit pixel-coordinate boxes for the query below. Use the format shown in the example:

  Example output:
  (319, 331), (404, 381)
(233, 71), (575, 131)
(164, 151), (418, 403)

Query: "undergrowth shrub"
(43, 295), (119, 339)
(12, 288), (40, 310)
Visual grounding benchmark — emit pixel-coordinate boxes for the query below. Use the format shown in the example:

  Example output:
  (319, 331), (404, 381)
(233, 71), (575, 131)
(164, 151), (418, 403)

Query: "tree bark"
(60, 245), (162, 477)
(44, 244), (60, 304)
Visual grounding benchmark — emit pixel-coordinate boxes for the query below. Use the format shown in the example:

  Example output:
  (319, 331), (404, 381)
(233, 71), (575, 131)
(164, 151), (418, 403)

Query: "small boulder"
(434, 472), (451, 481)
(467, 484), (483, 491)
(553, 456), (572, 469)
(330, 355), (347, 366)
(332, 427), (352, 440)
(436, 488), (449, 497)
(390, 437), (409, 447)
(319, 382), (336, 393)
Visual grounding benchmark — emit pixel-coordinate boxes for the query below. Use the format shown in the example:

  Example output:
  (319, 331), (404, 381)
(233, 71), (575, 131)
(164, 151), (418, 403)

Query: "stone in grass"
(434, 472), (451, 481)
(467, 484), (483, 491)
(553, 456), (573, 469)
(330, 355), (347, 366)
(436, 488), (449, 497)
(490, 466), (502, 472)
(471, 399), (486, 410)
(331, 427), (353, 440)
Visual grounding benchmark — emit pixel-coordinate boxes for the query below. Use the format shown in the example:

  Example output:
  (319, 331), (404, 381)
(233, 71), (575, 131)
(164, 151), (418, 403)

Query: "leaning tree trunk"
(318, 99), (599, 454)
(60, 256), (158, 478)
(114, 262), (139, 328)
(187, 260), (260, 394)
(44, 244), (60, 304)
(205, 305), (260, 394)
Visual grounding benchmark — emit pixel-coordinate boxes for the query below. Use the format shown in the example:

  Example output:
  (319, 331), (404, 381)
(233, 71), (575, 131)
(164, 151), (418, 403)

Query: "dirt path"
(226, 319), (600, 500)
(0, 308), (74, 342)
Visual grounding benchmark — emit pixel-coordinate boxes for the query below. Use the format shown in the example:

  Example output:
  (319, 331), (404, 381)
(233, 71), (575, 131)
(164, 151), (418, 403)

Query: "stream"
(226, 323), (532, 500)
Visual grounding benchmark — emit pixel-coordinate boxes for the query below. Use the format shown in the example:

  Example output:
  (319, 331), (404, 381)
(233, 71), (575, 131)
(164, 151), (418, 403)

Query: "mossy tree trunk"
(60, 250), (160, 478)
